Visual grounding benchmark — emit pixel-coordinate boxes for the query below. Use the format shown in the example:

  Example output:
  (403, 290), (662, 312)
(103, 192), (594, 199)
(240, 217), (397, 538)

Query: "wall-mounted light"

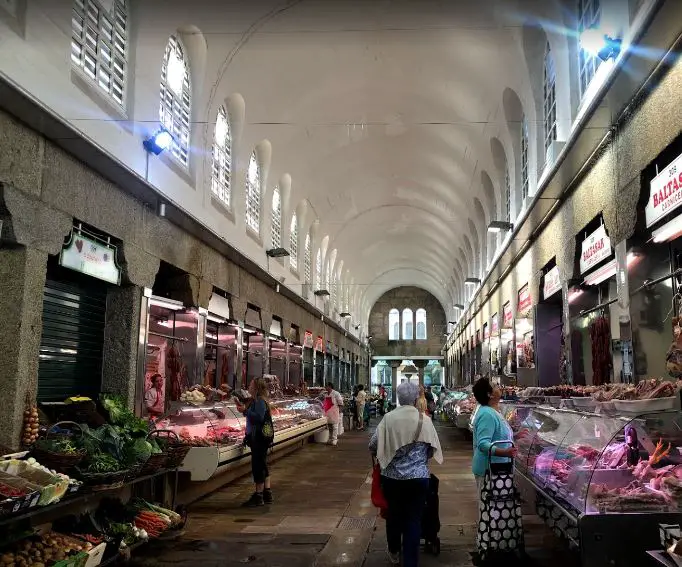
(454, 304), (464, 310)
(314, 289), (330, 297)
(143, 128), (174, 155)
(465, 278), (481, 285)
(340, 312), (351, 318)
(580, 27), (622, 61)
(266, 247), (290, 258)
(157, 202), (167, 218)
(488, 221), (514, 233)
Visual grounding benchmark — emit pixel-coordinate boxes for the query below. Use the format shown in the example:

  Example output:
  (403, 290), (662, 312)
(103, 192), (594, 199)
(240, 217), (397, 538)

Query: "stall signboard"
(60, 231), (121, 285)
(503, 302), (513, 328)
(483, 323), (489, 340)
(315, 336), (324, 352)
(543, 265), (561, 300)
(646, 152), (682, 228)
(517, 284), (532, 315)
(491, 313), (499, 334)
(580, 225), (612, 274)
(304, 331), (314, 348)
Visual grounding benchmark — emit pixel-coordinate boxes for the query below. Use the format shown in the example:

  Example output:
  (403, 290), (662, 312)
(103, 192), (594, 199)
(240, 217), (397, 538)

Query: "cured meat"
(589, 315), (611, 386)
(591, 480), (670, 511)
(167, 344), (183, 401)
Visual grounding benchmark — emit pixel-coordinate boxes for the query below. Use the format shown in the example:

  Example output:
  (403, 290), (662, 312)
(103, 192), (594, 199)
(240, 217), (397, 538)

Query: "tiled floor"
(129, 422), (579, 567)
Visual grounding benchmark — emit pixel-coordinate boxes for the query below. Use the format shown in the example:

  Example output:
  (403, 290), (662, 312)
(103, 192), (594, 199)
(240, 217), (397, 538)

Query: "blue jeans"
(381, 476), (429, 567)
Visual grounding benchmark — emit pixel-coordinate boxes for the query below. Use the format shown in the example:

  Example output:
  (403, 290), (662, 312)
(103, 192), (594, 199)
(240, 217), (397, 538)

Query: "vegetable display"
(0, 532), (93, 566)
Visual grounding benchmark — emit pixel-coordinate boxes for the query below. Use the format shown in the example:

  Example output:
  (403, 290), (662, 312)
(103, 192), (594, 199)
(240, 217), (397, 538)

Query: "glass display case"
(159, 397), (326, 481)
(512, 406), (682, 516)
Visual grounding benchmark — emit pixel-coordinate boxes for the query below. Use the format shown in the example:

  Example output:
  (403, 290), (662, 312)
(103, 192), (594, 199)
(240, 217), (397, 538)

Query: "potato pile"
(21, 404), (40, 447)
(0, 533), (93, 566)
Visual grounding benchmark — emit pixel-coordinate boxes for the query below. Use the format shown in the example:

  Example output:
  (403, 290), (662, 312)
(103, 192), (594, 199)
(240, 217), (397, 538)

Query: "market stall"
(490, 313), (501, 376)
(536, 261), (564, 387)
(501, 301), (515, 378)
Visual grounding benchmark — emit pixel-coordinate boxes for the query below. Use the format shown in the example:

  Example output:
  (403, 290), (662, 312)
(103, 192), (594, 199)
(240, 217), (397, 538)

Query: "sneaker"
(263, 489), (274, 504)
(241, 492), (264, 507)
(387, 550), (400, 564)
(331, 440), (338, 446)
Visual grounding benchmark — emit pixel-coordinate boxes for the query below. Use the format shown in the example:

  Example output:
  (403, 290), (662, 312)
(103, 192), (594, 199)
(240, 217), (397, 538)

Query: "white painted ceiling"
(144, 0), (570, 323)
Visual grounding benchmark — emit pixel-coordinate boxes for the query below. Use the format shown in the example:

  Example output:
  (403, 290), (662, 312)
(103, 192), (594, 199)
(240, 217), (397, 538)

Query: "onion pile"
(21, 403), (39, 447)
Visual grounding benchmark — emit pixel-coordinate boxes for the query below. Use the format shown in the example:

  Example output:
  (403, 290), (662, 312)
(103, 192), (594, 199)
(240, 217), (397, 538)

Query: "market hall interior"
(2, 0), (682, 566)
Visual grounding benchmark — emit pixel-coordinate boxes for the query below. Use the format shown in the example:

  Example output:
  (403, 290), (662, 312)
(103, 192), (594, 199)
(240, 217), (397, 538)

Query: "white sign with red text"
(543, 265), (561, 300)
(580, 225), (612, 275)
(646, 153), (682, 228)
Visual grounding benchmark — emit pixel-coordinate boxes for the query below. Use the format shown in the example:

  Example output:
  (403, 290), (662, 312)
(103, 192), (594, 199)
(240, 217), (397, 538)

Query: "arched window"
(416, 309), (427, 340)
(388, 309), (400, 340)
(211, 106), (232, 206)
(521, 115), (529, 202)
(304, 233), (312, 285)
(71, 0), (128, 106)
(271, 186), (281, 247)
(402, 309), (414, 340)
(245, 152), (261, 233)
(315, 249), (322, 290)
(578, 0), (602, 96)
(543, 42), (557, 154)
(504, 167), (511, 223)
(160, 35), (191, 166)
(289, 214), (298, 270)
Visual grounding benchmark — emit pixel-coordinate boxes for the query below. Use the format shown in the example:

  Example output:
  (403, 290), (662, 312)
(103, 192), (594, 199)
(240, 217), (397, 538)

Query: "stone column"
(0, 247), (48, 450)
(390, 361), (400, 404)
(102, 286), (143, 408)
(415, 360), (428, 386)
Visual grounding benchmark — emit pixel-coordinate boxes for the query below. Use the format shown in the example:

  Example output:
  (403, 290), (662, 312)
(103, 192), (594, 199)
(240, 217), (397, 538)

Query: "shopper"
(324, 382), (344, 446)
(379, 385), (387, 416)
(471, 377), (521, 564)
(416, 385), (428, 414)
(351, 385), (360, 429)
(369, 381), (443, 567)
(356, 384), (367, 430)
(425, 386), (436, 415)
(237, 378), (275, 507)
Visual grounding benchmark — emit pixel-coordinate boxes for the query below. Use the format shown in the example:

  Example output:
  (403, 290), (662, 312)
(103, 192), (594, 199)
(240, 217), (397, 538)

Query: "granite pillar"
(415, 359), (428, 386)
(390, 361), (400, 404)
(101, 286), (142, 409)
(0, 246), (48, 450)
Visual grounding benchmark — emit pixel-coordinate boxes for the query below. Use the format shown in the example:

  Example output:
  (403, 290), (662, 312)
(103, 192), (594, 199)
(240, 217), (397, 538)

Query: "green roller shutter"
(37, 278), (107, 402)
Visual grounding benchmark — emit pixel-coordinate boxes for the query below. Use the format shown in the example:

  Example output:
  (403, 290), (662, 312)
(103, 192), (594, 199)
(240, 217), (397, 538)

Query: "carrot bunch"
(134, 510), (171, 538)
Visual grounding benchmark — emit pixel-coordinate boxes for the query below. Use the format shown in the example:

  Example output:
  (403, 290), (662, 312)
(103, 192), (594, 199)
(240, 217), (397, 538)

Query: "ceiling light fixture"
(488, 221), (514, 233)
(143, 128), (174, 155)
(465, 278), (481, 285)
(580, 27), (622, 61)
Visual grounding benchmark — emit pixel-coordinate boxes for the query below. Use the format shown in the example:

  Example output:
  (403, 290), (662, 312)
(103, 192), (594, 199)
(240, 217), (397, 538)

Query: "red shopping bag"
(371, 463), (388, 515)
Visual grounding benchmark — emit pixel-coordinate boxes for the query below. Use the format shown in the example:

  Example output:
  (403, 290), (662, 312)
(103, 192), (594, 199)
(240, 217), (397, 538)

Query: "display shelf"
(159, 397), (326, 481)
(0, 468), (176, 527)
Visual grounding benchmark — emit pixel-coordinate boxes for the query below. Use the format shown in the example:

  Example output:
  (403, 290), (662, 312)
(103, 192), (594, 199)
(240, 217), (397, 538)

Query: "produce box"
(53, 551), (89, 567)
(661, 523), (681, 549)
(83, 542), (106, 567)
(0, 460), (69, 505)
(0, 473), (41, 514)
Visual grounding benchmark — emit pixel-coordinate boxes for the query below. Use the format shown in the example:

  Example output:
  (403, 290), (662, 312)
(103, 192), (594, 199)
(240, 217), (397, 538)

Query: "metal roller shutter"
(38, 278), (107, 402)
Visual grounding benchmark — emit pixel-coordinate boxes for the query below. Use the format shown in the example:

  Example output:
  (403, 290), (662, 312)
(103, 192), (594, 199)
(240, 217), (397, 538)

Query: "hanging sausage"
(589, 314), (612, 386)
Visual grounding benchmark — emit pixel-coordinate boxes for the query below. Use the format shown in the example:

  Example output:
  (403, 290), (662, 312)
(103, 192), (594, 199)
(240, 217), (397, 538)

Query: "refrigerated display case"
(509, 405), (682, 566)
(159, 397), (326, 481)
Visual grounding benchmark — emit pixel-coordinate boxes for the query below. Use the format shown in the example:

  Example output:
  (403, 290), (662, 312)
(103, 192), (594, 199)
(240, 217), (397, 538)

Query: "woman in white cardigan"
(369, 382), (443, 567)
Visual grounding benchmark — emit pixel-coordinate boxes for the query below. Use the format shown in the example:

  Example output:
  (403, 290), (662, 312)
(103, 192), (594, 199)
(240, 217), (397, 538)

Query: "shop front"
(203, 291), (239, 392)
(303, 331), (314, 386)
(38, 224), (122, 404)
(314, 336), (325, 386)
(536, 260), (563, 387)
(268, 318), (286, 388)
(490, 312), (500, 376)
(501, 301), (515, 378)
(288, 325), (303, 391)
(515, 283), (535, 386)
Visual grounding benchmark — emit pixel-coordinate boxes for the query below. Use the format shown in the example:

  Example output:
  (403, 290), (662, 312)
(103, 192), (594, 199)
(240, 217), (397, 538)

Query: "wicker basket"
(75, 468), (128, 492)
(138, 430), (171, 476)
(31, 421), (86, 473)
(149, 429), (189, 469)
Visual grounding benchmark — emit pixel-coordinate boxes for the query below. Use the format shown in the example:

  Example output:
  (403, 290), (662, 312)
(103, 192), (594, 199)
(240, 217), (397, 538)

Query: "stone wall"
(0, 109), (366, 449)
(368, 286), (446, 357)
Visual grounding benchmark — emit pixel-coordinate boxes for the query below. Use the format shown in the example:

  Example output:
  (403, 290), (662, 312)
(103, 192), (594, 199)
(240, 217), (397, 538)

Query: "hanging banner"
(646, 152), (682, 228)
(59, 231), (121, 285)
(491, 313), (499, 334)
(483, 323), (490, 340)
(517, 284), (532, 315)
(476, 330), (481, 345)
(503, 302), (513, 328)
(543, 265), (561, 300)
(303, 331), (314, 348)
(315, 336), (324, 352)
(580, 225), (612, 274)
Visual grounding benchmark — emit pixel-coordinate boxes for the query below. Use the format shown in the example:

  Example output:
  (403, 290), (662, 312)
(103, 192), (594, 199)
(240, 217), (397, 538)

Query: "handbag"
(371, 412), (424, 514)
(477, 441), (524, 563)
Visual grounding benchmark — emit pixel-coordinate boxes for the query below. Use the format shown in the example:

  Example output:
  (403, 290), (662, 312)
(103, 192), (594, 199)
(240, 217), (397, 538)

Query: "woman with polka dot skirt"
(471, 378), (525, 565)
